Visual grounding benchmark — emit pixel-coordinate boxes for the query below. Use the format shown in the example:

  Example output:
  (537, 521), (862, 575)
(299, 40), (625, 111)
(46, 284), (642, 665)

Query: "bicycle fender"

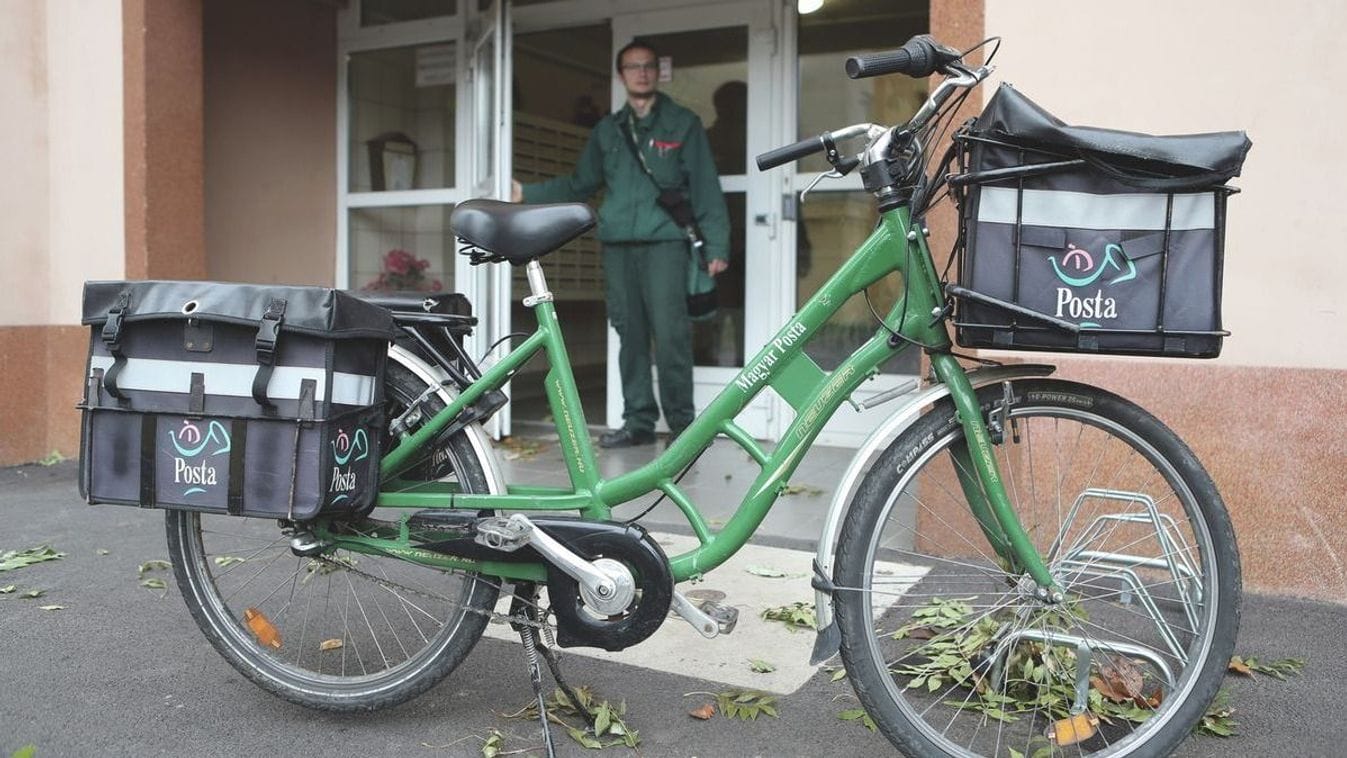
(388, 344), (508, 496)
(808, 363), (1055, 665)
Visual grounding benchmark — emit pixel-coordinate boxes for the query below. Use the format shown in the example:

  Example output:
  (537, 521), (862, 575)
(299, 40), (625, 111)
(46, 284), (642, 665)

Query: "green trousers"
(602, 240), (694, 433)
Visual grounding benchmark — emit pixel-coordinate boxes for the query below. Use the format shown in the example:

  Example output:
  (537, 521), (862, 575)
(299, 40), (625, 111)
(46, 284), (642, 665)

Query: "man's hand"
(511, 178), (523, 203)
(707, 258), (729, 276)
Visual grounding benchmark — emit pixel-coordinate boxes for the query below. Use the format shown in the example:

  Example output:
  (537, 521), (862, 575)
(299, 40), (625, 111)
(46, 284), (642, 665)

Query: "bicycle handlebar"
(755, 135), (827, 171)
(754, 36), (982, 173)
(755, 123), (879, 172)
(845, 35), (963, 80)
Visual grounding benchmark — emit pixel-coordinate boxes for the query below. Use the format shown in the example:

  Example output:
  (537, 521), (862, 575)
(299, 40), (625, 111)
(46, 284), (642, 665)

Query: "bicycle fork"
(929, 353), (1062, 599)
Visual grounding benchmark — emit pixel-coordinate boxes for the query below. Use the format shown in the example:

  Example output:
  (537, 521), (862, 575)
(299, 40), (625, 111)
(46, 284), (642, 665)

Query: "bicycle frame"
(328, 204), (1058, 592)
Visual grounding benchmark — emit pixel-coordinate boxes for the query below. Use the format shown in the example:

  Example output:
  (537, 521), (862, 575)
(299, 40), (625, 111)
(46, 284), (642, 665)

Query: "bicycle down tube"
(362, 202), (1058, 592)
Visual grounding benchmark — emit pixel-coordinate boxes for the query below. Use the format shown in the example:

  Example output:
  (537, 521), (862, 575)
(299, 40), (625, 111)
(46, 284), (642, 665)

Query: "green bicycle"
(162, 36), (1241, 757)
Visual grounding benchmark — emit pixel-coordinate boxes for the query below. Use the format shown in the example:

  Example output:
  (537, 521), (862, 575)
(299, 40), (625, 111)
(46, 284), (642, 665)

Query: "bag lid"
(973, 84), (1252, 185)
(81, 280), (399, 340)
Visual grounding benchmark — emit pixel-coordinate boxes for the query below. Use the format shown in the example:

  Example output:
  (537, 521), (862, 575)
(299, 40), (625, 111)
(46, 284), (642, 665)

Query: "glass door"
(338, 0), (514, 436)
(789, 2), (928, 446)
(609, 0), (782, 439)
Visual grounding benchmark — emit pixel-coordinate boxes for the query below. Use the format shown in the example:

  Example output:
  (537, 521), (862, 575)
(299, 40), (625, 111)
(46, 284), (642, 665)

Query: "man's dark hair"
(615, 40), (659, 72)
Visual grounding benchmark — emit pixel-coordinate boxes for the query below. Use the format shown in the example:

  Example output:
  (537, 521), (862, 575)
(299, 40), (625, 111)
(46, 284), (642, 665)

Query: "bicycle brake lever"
(800, 169), (843, 204)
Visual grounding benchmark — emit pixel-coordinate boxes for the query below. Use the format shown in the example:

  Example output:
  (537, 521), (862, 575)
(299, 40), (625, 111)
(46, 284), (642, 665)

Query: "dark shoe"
(599, 427), (655, 449)
(667, 423), (689, 442)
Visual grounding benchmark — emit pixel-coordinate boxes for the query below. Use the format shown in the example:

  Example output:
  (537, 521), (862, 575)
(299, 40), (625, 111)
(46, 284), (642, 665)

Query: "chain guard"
(540, 520), (673, 652)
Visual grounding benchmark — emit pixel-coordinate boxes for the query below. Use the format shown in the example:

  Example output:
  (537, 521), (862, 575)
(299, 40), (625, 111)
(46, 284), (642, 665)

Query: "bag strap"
(1077, 150), (1229, 191)
(251, 298), (287, 409)
(101, 292), (131, 401)
(619, 113), (706, 260)
(620, 111), (663, 188)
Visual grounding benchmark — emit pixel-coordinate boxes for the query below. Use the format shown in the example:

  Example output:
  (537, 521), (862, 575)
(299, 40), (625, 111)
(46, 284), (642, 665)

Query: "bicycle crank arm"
(670, 591), (719, 638)
(476, 514), (615, 594)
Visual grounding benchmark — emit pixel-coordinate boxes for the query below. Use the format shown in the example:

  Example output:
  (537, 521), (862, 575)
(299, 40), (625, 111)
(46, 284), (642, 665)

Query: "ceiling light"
(798, 0), (824, 14)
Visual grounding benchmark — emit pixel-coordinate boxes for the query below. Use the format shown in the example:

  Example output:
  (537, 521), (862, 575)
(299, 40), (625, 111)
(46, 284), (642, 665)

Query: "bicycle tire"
(834, 378), (1240, 757)
(166, 361), (500, 712)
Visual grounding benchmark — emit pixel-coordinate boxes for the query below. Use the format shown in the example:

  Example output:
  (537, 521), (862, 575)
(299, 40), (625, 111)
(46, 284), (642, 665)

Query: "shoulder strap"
(619, 112), (663, 191)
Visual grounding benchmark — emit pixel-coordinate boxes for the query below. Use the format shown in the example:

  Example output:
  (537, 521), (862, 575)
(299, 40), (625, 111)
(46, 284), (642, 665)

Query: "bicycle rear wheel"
(834, 379), (1240, 757)
(166, 360), (500, 711)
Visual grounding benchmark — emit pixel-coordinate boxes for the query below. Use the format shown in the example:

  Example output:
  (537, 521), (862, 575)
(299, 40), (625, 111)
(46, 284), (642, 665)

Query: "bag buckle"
(101, 292), (130, 350)
(255, 299), (287, 365)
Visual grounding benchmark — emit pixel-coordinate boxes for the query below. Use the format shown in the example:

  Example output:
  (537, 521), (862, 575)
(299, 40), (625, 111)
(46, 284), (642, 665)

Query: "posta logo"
(329, 428), (369, 503)
(1048, 243), (1138, 326)
(331, 428), (369, 466)
(168, 419), (231, 496)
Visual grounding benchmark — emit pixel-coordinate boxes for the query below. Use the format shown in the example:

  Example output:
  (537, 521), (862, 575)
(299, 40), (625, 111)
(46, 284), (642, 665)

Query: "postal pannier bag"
(953, 84), (1252, 357)
(78, 281), (398, 520)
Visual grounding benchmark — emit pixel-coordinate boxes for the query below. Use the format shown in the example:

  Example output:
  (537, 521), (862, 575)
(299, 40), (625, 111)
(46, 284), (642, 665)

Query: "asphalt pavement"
(1, 459), (1341, 757)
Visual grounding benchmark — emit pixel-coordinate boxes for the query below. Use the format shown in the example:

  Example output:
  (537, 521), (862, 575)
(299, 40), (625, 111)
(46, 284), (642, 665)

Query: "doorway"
(609, 0), (781, 438)
(507, 21), (613, 428)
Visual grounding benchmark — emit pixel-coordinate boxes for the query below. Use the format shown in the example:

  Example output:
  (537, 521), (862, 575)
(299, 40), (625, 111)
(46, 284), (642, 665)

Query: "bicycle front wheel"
(166, 361), (500, 712)
(834, 379), (1240, 757)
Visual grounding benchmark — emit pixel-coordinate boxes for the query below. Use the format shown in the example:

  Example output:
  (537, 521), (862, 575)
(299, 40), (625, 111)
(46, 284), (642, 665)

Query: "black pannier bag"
(78, 281), (399, 520)
(952, 84), (1252, 357)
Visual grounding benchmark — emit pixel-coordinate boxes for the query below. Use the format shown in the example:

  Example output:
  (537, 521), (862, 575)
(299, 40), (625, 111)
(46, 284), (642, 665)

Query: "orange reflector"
(1048, 713), (1098, 747)
(243, 607), (282, 649)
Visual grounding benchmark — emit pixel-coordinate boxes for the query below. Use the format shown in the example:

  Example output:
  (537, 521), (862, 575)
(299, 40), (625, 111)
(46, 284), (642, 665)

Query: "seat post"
(523, 260), (554, 308)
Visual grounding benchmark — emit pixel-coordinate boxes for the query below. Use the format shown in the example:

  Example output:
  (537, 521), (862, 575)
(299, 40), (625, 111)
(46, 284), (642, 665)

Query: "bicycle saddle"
(451, 199), (596, 265)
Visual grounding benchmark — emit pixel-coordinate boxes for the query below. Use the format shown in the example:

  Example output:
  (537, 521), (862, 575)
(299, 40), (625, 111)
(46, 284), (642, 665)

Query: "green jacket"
(521, 92), (731, 263)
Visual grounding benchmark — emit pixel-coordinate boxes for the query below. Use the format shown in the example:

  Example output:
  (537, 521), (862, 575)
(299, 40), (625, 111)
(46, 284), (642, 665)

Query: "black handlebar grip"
(755, 134), (827, 171)
(846, 35), (956, 79)
(845, 48), (918, 79)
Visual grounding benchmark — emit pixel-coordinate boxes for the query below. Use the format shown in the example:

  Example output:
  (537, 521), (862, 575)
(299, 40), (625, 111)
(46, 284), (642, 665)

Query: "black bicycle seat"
(451, 199), (595, 265)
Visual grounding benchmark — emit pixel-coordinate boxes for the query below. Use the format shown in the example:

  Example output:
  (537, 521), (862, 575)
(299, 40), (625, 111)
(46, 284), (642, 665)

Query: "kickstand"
(510, 583), (595, 758)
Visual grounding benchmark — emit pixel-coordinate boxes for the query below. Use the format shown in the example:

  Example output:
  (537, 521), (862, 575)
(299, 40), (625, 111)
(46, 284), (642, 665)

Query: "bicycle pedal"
(699, 599), (739, 635)
(474, 516), (532, 552)
(1047, 712), (1098, 747)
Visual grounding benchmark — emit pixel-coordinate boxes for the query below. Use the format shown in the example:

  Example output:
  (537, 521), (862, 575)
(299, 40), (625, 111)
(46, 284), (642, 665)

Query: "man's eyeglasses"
(620, 62), (659, 73)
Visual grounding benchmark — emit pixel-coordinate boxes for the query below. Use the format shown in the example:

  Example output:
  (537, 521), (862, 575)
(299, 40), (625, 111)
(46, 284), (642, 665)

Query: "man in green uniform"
(513, 41), (730, 448)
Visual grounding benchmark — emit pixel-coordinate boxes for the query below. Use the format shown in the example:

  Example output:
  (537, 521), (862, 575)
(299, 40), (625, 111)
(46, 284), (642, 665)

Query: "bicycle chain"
(310, 545), (553, 631)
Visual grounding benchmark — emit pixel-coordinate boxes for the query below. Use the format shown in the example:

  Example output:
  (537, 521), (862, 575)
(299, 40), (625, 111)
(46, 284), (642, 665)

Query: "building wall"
(0, 1), (123, 463)
(204, 0), (337, 286)
(983, 0), (1347, 601)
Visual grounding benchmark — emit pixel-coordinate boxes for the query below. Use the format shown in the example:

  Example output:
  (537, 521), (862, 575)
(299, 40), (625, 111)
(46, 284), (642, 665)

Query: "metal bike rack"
(1052, 489), (1204, 636)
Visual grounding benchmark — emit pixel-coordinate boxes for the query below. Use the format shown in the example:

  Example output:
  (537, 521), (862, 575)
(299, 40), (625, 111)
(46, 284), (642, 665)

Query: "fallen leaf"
(0, 545), (66, 572)
(745, 565), (788, 578)
(213, 556), (246, 567)
(748, 659), (776, 673)
(20, 589), (44, 599)
(781, 484), (825, 497)
(141, 578), (167, 590)
(830, 667), (847, 682)
(37, 450), (66, 466)
(39, 604), (65, 611)
(320, 638), (344, 651)
(11, 745), (36, 758)
(481, 729), (503, 757)
(96, 549), (111, 556)
(0, 585), (16, 594)
(1092, 656), (1144, 703)
(138, 560), (171, 575)
(1227, 656), (1253, 677)
(689, 703), (715, 720)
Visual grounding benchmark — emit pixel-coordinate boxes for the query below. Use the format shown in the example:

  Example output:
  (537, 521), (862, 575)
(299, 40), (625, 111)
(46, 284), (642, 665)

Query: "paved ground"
(2, 451), (1341, 757)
